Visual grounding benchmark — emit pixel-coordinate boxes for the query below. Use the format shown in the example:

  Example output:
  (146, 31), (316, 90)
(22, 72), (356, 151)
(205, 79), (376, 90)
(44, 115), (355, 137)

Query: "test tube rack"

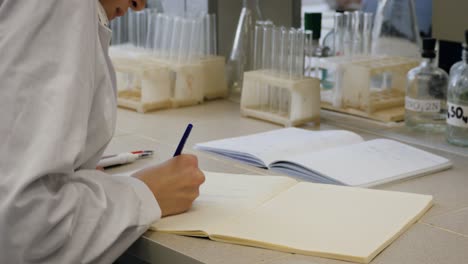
(111, 48), (228, 113)
(241, 70), (321, 127)
(317, 56), (419, 122)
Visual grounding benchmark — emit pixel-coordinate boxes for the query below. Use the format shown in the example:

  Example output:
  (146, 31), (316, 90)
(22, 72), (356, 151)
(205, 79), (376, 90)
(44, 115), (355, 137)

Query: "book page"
(208, 182), (433, 264)
(151, 171), (297, 235)
(195, 128), (364, 166)
(279, 139), (452, 187)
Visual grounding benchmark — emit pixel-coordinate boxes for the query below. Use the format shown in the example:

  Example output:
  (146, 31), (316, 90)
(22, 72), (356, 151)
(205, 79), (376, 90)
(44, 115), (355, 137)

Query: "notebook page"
(151, 172), (297, 233)
(209, 182), (433, 263)
(283, 139), (451, 186)
(195, 128), (364, 166)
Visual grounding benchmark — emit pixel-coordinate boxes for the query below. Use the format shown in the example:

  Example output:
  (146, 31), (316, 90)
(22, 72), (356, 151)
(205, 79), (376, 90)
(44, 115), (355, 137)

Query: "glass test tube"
(253, 22), (264, 70)
(362, 12), (373, 55)
(352, 11), (363, 55)
(170, 17), (183, 61)
(203, 14), (217, 56)
(288, 29), (297, 79)
(162, 15), (174, 59)
(304, 30), (313, 77)
(153, 14), (164, 56)
(279, 27), (289, 78)
(128, 10), (137, 46)
(295, 29), (305, 78)
(188, 19), (201, 63)
(135, 10), (147, 48)
(269, 27), (282, 112)
(178, 19), (191, 63)
(145, 10), (158, 50)
(261, 23), (273, 111)
(333, 13), (344, 56)
(343, 11), (353, 56)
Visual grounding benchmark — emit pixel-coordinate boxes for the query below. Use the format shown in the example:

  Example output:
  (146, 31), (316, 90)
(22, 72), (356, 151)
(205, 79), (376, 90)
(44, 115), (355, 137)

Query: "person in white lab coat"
(0, 0), (205, 263)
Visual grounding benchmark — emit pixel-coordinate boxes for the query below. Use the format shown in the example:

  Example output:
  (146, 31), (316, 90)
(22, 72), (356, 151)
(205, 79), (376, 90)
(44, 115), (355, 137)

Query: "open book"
(152, 171), (433, 264)
(194, 128), (452, 187)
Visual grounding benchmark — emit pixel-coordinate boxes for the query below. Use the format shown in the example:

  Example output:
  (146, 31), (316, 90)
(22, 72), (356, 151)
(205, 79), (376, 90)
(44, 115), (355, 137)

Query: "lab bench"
(109, 99), (468, 264)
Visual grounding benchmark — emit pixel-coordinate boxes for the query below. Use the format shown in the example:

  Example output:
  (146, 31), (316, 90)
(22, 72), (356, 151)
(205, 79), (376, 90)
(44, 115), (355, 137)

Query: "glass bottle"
(227, 0), (263, 99)
(405, 38), (448, 131)
(371, 0), (421, 58)
(447, 31), (468, 146)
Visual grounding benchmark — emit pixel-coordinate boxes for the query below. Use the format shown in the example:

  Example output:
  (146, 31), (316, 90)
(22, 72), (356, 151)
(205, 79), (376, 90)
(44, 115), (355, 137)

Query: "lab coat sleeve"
(0, 0), (161, 263)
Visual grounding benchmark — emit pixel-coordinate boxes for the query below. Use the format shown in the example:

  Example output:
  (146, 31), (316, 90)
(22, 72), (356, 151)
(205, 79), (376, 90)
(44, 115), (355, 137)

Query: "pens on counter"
(98, 150), (154, 168)
(173, 124), (193, 157)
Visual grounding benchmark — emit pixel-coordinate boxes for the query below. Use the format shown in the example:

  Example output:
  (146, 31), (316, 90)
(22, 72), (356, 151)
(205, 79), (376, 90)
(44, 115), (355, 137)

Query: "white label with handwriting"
(447, 102), (468, 128)
(405, 97), (441, 113)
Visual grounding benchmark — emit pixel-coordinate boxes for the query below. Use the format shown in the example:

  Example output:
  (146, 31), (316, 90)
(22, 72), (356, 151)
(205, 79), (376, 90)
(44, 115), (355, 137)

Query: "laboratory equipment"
(362, 13), (373, 55)
(227, 0), (263, 99)
(405, 38), (448, 132)
(239, 24), (321, 127)
(371, 0), (421, 58)
(446, 30), (468, 146)
(317, 55), (420, 122)
(109, 12), (227, 113)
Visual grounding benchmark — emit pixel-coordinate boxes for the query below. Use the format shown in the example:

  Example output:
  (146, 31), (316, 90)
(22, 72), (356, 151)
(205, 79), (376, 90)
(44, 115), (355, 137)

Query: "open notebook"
(152, 172), (433, 264)
(194, 128), (452, 187)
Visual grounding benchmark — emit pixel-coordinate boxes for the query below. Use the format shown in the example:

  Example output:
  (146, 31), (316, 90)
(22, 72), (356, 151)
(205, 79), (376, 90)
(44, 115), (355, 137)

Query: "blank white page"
(285, 139), (452, 186)
(209, 182), (433, 263)
(151, 172), (297, 234)
(195, 128), (364, 166)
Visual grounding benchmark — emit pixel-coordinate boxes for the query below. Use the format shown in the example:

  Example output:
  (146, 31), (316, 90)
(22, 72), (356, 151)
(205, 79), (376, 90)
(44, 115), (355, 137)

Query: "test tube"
(253, 22), (264, 70)
(128, 10), (137, 46)
(162, 15), (174, 59)
(135, 10), (147, 48)
(178, 19), (191, 63)
(304, 30), (313, 77)
(352, 11), (363, 55)
(271, 27), (282, 75)
(188, 19), (201, 62)
(295, 29), (305, 78)
(145, 10), (158, 50)
(169, 17), (183, 61)
(288, 28), (297, 79)
(153, 14), (164, 56)
(203, 14), (217, 57)
(210, 14), (217, 56)
(262, 23), (273, 72)
(333, 13), (344, 56)
(343, 11), (353, 56)
(362, 12), (373, 55)
(269, 27), (282, 112)
(279, 27), (289, 78)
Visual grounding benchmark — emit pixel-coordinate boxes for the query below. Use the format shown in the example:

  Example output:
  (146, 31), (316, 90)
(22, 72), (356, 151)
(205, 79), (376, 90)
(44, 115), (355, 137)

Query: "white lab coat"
(0, 0), (161, 263)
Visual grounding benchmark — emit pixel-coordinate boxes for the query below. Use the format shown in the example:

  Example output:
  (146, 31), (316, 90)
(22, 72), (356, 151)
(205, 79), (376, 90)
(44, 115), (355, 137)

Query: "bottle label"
(447, 102), (468, 128)
(405, 97), (441, 113)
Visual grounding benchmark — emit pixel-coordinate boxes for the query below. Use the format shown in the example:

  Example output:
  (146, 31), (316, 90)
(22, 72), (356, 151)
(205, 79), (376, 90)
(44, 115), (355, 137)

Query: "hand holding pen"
(131, 123), (205, 217)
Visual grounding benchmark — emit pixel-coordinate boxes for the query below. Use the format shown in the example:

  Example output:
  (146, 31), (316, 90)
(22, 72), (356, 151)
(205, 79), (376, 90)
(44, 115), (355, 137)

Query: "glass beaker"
(371, 0), (421, 58)
(227, 0), (264, 100)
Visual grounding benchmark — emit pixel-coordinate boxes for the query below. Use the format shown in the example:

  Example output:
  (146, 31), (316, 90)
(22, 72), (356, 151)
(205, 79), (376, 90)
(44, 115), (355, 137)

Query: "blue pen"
(173, 124), (193, 156)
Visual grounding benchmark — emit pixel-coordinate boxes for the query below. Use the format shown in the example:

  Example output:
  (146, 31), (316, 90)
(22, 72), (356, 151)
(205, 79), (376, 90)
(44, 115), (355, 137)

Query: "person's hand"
(131, 154), (205, 217)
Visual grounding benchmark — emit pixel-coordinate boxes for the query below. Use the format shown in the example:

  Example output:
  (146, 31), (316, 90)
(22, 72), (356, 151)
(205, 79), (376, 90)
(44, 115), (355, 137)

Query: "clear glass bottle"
(405, 38), (448, 131)
(447, 31), (468, 146)
(227, 0), (263, 99)
(372, 0), (421, 58)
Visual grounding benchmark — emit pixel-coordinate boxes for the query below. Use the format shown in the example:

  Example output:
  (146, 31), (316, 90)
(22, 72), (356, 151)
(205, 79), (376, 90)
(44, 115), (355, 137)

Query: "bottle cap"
(422, 38), (436, 58)
(304, 13), (322, 40)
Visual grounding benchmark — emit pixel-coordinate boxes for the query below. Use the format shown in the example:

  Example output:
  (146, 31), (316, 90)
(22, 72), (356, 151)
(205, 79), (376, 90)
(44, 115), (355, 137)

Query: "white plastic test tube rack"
(317, 55), (420, 122)
(110, 13), (227, 112)
(240, 23), (320, 127)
